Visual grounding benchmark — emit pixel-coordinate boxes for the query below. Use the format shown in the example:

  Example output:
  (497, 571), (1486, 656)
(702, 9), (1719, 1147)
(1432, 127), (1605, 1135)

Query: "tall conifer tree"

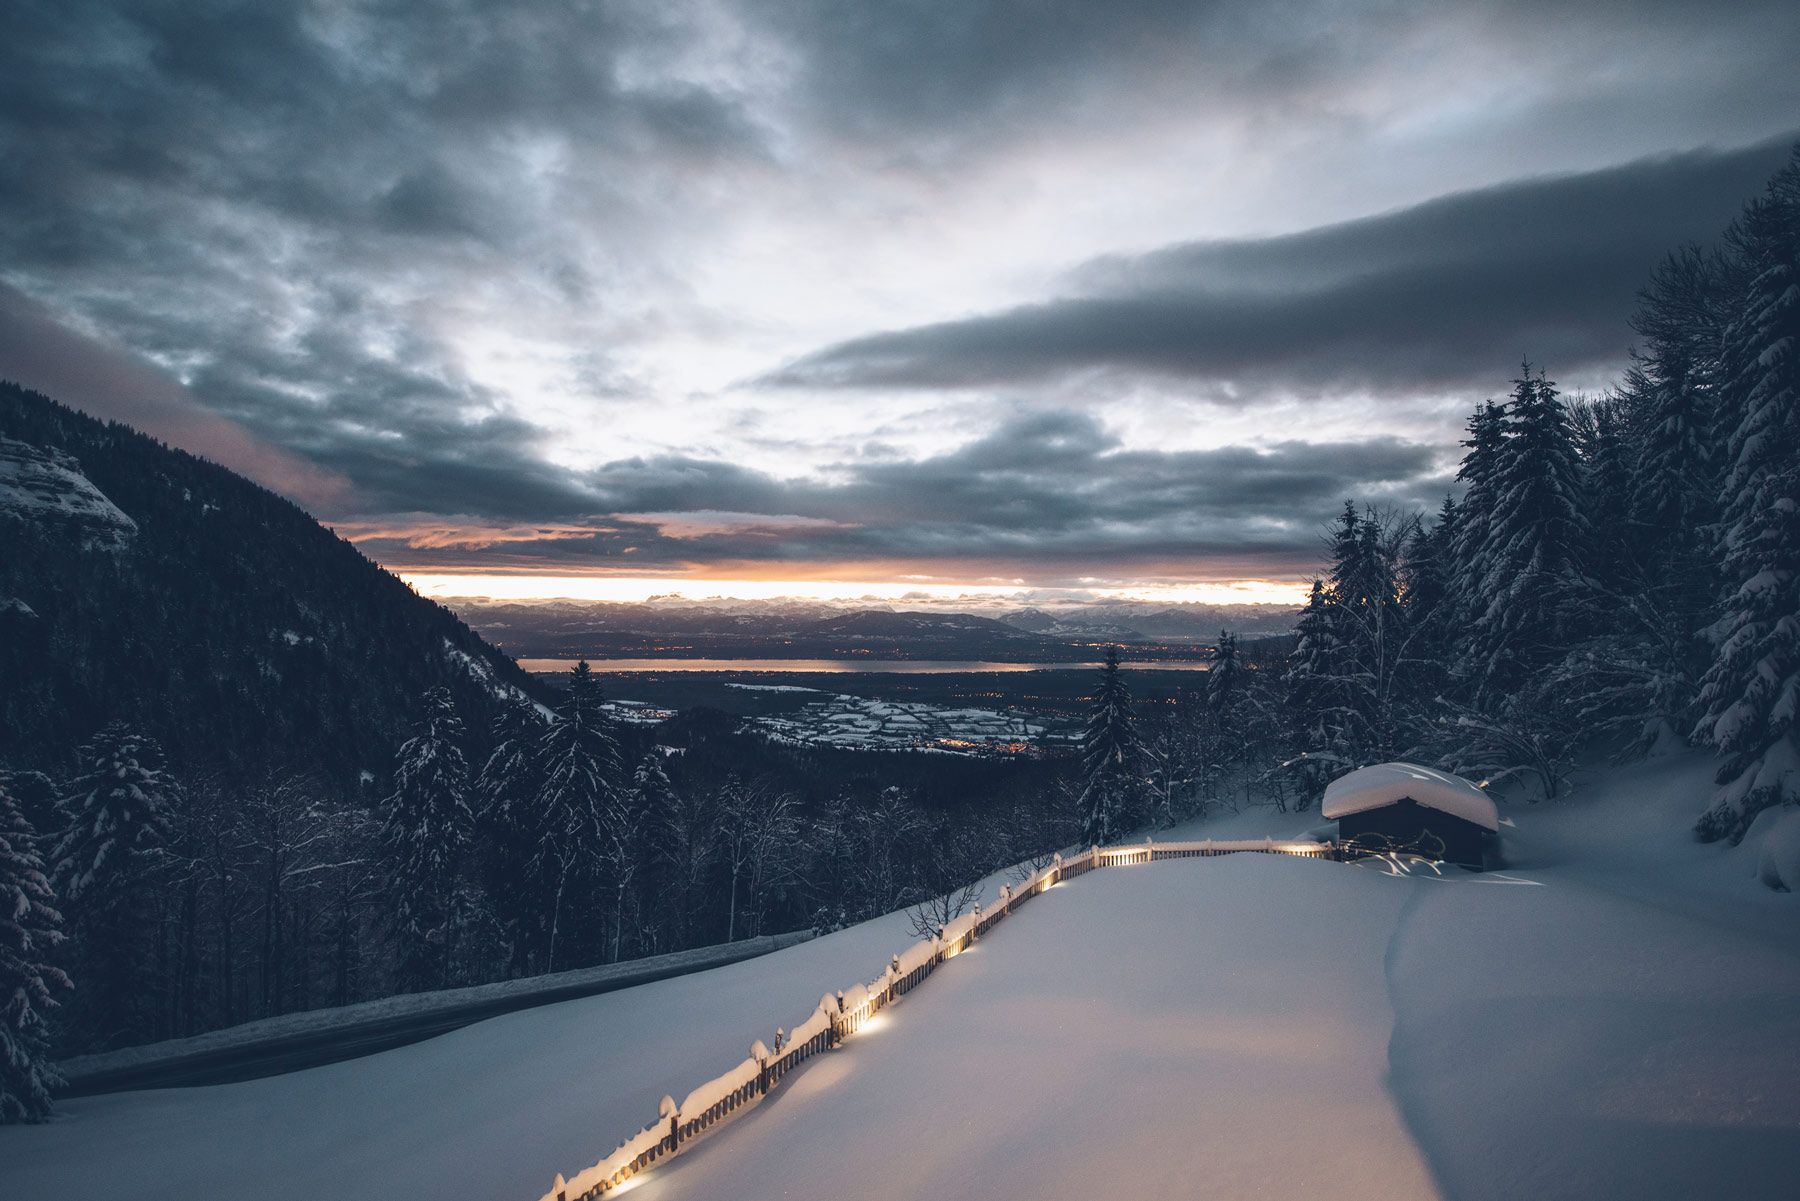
(383, 687), (474, 990)
(1447, 399), (1510, 652)
(1080, 646), (1139, 846)
(50, 723), (174, 1047)
(531, 661), (623, 970)
(1465, 367), (1588, 701)
(1694, 150), (1800, 841)
(0, 778), (69, 1123)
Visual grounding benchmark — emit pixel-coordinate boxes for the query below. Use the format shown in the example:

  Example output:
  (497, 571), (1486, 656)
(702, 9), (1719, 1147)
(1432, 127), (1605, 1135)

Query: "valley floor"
(3, 753), (1795, 1201)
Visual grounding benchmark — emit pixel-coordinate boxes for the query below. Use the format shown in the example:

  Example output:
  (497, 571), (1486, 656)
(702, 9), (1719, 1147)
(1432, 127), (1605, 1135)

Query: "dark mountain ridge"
(0, 382), (541, 786)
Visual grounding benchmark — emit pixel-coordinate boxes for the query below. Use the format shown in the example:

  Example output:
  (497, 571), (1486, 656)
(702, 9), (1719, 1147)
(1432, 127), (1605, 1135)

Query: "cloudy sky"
(3, 1), (1797, 603)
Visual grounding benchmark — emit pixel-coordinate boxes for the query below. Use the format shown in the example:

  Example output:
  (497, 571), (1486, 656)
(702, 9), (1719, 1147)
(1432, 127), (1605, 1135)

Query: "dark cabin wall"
(1336, 797), (1487, 867)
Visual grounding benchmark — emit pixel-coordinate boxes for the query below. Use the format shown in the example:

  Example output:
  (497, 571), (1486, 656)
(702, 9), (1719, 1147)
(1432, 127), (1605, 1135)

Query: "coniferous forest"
(0, 147), (1796, 1122)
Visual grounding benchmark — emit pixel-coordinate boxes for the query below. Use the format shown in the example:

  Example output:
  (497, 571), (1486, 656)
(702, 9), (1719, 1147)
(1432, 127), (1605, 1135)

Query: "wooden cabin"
(1322, 762), (1499, 868)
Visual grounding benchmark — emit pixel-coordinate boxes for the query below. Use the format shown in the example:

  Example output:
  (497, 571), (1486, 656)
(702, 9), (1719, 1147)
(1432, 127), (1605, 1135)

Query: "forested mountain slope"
(0, 382), (540, 786)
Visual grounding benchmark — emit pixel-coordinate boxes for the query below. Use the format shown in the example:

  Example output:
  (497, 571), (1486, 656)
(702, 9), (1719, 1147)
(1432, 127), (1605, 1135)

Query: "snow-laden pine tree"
(599, 755), (653, 962)
(1330, 506), (1420, 762)
(1403, 497), (1458, 685)
(1287, 504), (1423, 773)
(1463, 368), (1589, 702)
(1627, 245), (1733, 555)
(1447, 399), (1510, 648)
(1079, 646), (1139, 846)
(1205, 629), (1271, 807)
(470, 694), (546, 970)
(1535, 252), (1741, 752)
(627, 750), (683, 951)
(531, 661), (623, 970)
(1281, 580), (1341, 800)
(715, 777), (800, 942)
(474, 694), (545, 831)
(51, 723), (175, 906)
(383, 687), (474, 990)
(1284, 580), (1334, 736)
(1693, 149), (1800, 841)
(1574, 394), (1637, 592)
(0, 777), (70, 1124)
(1625, 250), (1742, 739)
(50, 723), (174, 1047)
(1206, 630), (1247, 710)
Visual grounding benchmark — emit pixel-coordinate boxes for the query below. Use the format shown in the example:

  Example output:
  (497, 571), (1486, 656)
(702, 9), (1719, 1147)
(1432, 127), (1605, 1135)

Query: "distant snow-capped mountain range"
(437, 595), (1299, 661)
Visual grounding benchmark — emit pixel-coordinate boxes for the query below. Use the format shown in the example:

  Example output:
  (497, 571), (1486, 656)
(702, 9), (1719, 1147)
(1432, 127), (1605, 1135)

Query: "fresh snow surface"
(3, 751), (1796, 1201)
(57, 934), (814, 1091)
(639, 855), (1438, 1201)
(1322, 761), (1500, 831)
(0, 907), (934, 1201)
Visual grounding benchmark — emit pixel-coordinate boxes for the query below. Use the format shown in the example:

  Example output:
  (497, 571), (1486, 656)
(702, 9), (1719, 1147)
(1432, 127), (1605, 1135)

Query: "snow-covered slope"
(0, 909), (930, 1201)
(3, 753), (1795, 1201)
(641, 855), (1438, 1201)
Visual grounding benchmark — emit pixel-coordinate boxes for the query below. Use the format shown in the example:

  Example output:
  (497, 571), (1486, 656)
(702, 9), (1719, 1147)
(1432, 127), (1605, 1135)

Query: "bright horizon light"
(400, 574), (1311, 606)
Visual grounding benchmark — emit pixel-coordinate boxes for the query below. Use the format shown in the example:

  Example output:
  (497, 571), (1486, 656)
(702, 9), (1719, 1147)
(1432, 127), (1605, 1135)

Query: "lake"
(517, 657), (1213, 674)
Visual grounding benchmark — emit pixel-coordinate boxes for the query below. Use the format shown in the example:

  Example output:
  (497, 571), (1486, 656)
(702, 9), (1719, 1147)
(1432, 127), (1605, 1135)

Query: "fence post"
(660, 1096), (678, 1152)
(752, 1040), (771, 1095)
(554, 1173), (567, 1201)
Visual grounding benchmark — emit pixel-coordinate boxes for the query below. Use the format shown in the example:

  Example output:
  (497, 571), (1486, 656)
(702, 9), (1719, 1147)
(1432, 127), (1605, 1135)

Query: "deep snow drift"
(2, 751), (1796, 1201)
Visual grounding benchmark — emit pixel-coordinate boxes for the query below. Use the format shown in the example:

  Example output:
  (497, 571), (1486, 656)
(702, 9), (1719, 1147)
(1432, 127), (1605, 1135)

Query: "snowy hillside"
(0, 383), (545, 783)
(2, 753), (1795, 1201)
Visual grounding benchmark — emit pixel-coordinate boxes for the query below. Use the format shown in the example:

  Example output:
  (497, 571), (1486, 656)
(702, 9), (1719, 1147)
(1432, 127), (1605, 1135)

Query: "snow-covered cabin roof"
(1321, 762), (1499, 832)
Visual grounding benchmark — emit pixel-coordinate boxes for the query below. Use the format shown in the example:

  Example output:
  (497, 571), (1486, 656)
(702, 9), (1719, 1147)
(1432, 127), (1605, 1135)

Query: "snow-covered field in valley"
(2, 751), (1795, 1201)
(748, 689), (1078, 754)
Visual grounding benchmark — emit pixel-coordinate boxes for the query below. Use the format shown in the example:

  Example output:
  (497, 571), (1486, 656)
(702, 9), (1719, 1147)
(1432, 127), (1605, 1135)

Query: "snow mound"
(1748, 805), (1800, 892)
(1322, 761), (1499, 831)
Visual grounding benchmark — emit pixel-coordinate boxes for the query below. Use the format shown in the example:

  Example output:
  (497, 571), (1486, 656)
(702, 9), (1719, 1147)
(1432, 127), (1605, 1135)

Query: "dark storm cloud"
(0, 1), (762, 252)
(766, 1), (1800, 154)
(769, 138), (1799, 395)
(3, 1), (1798, 582)
(0, 0), (767, 517)
(355, 410), (1446, 576)
(0, 284), (349, 507)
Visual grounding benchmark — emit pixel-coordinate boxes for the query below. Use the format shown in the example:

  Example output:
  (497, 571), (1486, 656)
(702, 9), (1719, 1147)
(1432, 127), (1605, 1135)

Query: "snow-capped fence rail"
(537, 835), (1339, 1201)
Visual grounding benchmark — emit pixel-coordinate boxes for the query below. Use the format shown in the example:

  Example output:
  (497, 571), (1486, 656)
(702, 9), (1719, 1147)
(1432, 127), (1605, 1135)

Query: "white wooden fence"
(537, 836), (1340, 1201)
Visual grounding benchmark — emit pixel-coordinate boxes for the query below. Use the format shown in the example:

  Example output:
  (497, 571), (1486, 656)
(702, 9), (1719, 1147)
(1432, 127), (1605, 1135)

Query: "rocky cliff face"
(0, 435), (137, 550)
